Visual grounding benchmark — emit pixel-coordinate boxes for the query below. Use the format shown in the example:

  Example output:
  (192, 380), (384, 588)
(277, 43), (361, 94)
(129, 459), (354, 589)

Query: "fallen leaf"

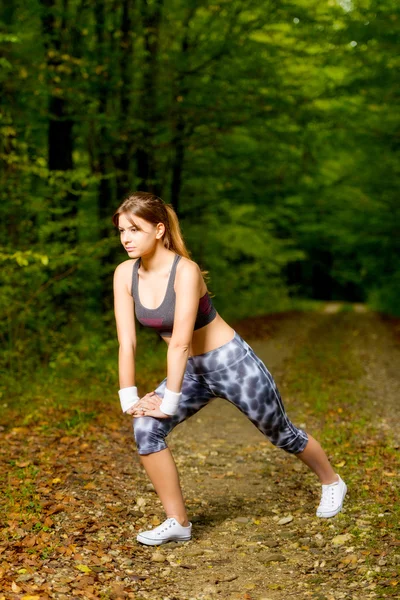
(74, 553), (84, 561)
(84, 481), (96, 490)
(22, 536), (37, 548)
(16, 461), (31, 468)
(47, 504), (66, 515)
(340, 554), (357, 565)
(332, 533), (352, 546)
(76, 564), (92, 573)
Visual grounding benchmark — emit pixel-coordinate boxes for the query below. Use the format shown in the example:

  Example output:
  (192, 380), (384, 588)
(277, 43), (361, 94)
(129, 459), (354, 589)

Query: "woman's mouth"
(125, 247), (136, 252)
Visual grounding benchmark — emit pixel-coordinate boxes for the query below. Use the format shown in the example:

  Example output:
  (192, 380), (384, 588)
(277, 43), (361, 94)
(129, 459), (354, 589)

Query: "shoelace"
(319, 483), (338, 508)
(156, 518), (176, 535)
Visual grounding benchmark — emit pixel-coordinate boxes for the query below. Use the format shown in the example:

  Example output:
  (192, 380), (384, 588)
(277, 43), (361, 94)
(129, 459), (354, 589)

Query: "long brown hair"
(112, 191), (191, 258)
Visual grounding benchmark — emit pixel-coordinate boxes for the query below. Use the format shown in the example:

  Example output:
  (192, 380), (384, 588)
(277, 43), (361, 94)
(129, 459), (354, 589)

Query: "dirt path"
(349, 313), (400, 448)
(1, 309), (399, 600)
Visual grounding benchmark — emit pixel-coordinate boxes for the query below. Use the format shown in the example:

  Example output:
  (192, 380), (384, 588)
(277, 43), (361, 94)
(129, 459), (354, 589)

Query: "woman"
(113, 191), (347, 546)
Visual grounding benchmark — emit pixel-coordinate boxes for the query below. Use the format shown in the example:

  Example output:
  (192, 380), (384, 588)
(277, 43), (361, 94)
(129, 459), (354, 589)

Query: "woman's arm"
(166, 260), (202, 391)
(113, 261), (138, 410)
(134, 259), (202, 419)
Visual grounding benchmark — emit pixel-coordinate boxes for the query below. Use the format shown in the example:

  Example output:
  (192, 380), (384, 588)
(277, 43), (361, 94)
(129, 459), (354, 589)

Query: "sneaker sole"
(316, 483), (347, 518)
(136, 534), (192, 546)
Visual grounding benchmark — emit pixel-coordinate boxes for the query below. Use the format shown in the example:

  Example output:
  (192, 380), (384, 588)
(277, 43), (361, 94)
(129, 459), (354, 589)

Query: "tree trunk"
(40, 0), (77, 230)
(95, 0), (113, 228)
(48, 97), (74, 171)
(136, 0), (164, 194)
(168, 7), (197, 214)
(115, 0), (135, 202)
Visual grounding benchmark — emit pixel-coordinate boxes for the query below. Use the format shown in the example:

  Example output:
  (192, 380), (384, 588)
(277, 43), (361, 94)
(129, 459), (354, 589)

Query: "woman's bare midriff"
(161, 313), (235, 357)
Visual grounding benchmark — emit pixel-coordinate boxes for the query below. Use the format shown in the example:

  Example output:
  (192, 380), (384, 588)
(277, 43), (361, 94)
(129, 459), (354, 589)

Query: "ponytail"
(164, 204), (210, 283)
(164, 204), (191, 258)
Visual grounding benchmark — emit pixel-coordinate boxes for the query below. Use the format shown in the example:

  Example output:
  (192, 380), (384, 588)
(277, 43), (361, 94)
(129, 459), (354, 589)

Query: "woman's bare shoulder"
(114, 258), (138, 275)
(176, 256), (206, 293)
(176, 256), (202, 276)
(114, 259), (139, 288)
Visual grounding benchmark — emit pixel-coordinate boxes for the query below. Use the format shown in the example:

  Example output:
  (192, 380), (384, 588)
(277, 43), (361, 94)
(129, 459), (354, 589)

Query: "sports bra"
(131, 254), (217, 338)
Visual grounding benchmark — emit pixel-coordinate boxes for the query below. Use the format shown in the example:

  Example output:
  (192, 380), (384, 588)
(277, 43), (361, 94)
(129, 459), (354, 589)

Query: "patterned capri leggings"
(133, 331), (308, 456)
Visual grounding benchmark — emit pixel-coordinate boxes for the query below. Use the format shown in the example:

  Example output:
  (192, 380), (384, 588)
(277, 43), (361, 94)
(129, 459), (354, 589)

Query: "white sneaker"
(136, 517), (192, 546)
(316, 474), (347, 518)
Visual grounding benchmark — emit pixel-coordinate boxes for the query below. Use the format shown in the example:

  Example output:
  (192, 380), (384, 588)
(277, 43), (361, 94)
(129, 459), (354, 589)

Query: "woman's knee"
(133, 416), (168, 455)
(270, 427), (309, 454)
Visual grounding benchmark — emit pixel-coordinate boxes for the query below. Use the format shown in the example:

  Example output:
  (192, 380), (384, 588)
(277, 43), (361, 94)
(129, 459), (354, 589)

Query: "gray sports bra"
(131, 254), (217, 338)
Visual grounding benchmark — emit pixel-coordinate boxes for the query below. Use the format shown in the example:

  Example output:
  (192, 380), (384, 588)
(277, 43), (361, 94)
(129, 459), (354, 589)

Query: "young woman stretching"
(113, 191), (347, 546)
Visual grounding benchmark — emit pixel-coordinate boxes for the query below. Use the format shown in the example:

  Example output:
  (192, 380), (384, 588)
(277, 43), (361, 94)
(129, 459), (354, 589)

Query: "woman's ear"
(156, 222), (165, 239)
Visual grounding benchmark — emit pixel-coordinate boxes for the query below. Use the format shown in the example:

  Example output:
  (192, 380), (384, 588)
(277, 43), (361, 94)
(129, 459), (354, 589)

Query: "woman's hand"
(127, 392), (170, 419)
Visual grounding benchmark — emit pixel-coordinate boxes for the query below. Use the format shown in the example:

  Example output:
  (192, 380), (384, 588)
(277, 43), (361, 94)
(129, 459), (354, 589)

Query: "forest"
(1, 3), (400, 600)
(1, 0), (399, 385)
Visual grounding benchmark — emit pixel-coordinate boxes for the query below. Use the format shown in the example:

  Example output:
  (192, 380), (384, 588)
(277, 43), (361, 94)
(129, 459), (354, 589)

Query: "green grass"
(57, 407), (97, 432)
(0, 326), (166, 432)
(338, 302), (355, 313)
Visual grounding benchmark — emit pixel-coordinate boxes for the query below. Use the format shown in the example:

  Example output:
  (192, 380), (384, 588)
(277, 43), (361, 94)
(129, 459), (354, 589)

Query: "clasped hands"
(126, 391), (169, 419)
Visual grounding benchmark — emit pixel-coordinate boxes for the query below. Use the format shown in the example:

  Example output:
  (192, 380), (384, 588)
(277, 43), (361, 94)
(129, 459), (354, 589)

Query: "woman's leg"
(295, 433), (338, 484)
(203, 333), (346, 514)
(140, 448), (189, 525)
(207, 337), (310, 456)
(133, 373), (214, 525)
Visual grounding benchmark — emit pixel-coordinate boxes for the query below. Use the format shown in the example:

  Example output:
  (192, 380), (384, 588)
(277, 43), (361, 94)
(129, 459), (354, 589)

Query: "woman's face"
(118, 212), (164, 258)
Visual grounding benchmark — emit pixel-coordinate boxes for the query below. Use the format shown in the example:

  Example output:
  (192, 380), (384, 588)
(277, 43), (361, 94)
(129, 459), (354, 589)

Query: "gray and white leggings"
(133, 331), (308, 455)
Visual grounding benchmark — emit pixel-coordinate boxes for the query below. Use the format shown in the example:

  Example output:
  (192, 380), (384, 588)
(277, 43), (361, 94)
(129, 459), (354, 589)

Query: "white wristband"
(159, 387), (182, 416)
(118, 386), (140, 413)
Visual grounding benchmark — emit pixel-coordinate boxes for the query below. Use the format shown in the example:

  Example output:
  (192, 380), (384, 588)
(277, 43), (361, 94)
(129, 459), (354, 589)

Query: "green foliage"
(368, 272), (400, 317)
(0, 0), (398, 386)
(186, 202), (304, 319)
